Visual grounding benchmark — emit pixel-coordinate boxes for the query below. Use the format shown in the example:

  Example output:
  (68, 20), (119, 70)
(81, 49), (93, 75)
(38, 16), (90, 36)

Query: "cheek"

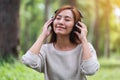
(68, 23), (74, 31)
(53, 20), (58, 29)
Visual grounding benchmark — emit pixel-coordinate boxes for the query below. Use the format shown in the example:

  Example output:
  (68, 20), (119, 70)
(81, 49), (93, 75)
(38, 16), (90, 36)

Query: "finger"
(74, 31), (81, 39)
(78, 22), (88, 32)
(76, 24), (82, 30)
(48, 26), (52, 31)
(76, 21), (82, 27)
(74, 31), (79, 35)
(76, 25), (88, 34)
(78, 21), (86, 28)
(47, 18), (53, 25)
(44, 18), (53, 29)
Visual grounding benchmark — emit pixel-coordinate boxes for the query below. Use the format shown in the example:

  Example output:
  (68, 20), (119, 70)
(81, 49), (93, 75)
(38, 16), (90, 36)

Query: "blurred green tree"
(60, 0), (77, 6)
(20, 0), (58, 53)
(93, 0), (101, 56)
(20, 0), (44, 53)
(103, 0), (111, 58)
(19, 0), (120, 57)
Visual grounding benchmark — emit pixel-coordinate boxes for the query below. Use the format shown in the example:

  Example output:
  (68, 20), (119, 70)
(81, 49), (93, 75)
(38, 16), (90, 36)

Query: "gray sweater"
(22, 43), (100, 80)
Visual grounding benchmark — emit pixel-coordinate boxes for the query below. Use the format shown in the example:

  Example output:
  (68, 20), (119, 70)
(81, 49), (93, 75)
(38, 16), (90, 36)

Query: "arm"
(81, 38), (92, 60)
(75, 21), (93, 60)
(81, 42), (100, 75)
(29, 18), (53, 54)
(75, 22), (100, 75)
(21, 19), (53, 72)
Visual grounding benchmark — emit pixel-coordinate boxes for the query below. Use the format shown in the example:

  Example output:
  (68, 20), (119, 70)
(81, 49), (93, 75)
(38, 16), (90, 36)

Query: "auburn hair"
(49, 5), (83, 44)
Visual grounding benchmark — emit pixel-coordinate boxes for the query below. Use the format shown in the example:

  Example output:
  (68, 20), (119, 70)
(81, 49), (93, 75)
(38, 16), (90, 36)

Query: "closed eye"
(56, 17), (61, 20)
(55, 15), (73, 21)
(65, 19), (71, 21)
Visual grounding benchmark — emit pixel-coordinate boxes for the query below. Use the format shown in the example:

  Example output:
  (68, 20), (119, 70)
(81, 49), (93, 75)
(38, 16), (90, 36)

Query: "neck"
(54, 35), (77, 51)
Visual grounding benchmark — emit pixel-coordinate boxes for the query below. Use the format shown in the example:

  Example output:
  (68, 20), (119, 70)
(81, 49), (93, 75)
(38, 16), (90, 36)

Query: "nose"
(58, 18), (64, 25)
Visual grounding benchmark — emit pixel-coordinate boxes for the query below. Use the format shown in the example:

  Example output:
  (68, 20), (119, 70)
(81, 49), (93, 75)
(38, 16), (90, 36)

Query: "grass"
(0, 54), (120, 80)
(0, 60), (44, 80)
(87, 55), (120, 80)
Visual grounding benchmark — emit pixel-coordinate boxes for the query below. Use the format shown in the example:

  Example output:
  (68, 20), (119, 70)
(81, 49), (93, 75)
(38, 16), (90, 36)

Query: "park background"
(0, 0), (120, 80)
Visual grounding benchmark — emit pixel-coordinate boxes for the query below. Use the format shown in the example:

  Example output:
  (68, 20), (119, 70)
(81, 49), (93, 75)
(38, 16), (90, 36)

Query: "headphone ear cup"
(73, 22), (81, 33)
(50, 16), (55, 28)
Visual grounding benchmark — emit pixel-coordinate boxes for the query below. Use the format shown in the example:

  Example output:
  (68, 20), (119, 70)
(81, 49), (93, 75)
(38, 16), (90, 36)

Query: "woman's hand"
(41, 18), (53, 38)
(74, 21), (88, 43)
(29, 18), (53, 53)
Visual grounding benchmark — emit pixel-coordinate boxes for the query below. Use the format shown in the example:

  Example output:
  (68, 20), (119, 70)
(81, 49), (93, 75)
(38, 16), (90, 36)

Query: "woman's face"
(53, 9), (74, 36)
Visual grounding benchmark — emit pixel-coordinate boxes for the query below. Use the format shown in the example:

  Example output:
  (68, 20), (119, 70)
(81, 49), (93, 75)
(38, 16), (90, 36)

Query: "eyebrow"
(57, 15), (73, 19)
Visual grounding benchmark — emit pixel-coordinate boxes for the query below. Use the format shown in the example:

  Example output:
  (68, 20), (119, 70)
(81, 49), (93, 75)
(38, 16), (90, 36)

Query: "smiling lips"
(56, 26), (66, 30)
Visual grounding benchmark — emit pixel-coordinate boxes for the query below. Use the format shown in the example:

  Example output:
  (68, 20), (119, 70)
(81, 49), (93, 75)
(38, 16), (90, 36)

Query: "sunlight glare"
(114, 7), (120, 17)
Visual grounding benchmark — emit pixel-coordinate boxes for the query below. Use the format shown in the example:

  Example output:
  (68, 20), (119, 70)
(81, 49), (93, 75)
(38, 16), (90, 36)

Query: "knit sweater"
(22, 43), (100, 80)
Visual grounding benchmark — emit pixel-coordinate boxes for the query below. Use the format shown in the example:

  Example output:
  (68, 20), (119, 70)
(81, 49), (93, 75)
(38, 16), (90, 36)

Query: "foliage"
(0, 60), (44, 80)
(1, 0), (120, 79)
(20, 0), (60, 54)
(20, 0), (44, 53)
(88, 54), (120, 80)
(19, 0), (120, 57)
(0, 55), (16, 63)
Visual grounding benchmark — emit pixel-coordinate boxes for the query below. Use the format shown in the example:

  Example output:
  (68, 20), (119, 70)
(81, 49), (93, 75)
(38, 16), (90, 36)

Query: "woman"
(22, 5), (100, 80)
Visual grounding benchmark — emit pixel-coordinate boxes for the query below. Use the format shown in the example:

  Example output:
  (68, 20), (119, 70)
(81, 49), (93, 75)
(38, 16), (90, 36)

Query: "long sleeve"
(80, 43), (100, 75)
(21, 43), (100, 80)
(22, 51), (44, 72)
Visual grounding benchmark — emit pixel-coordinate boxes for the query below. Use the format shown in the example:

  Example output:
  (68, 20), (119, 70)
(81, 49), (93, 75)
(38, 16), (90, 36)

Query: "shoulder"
(87, 42), (95, 50)
(41, 43), (53, 48)
(40, 43), (53, 51)
(39, 43), (53, 57)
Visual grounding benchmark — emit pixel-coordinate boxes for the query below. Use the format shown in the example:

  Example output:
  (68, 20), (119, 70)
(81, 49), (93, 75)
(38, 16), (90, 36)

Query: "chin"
(55, 30), (69, 35)
(56, 32), (69, 36)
